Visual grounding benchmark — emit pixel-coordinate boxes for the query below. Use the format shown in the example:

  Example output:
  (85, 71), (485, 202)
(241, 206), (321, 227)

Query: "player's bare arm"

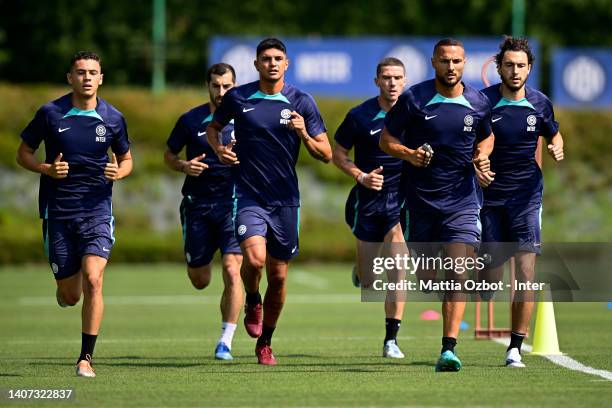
(547, 132), (564, 161)
(207, 120), (239, 165)
(332, 143), (384, 191)
(473, 132), (495, 173)
(104, 150), (133, 181)
(164, 149), (208, 176)
(288, 111), (331, 162)
(379, 127), (431, 167)
(16, 141), (69, 179)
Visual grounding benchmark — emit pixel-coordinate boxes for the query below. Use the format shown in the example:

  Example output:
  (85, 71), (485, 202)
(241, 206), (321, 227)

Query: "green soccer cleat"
(435, 350), (462, 372)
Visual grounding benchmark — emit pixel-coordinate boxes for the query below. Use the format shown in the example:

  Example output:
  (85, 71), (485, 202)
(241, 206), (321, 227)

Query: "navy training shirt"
(166, 103), (235, 202)
(334, 96), (403, 199)
(481, 84), (559, 206)
(20, 93), (131, 220)
(213, 81), (326, 207)
(385, 79), (492, 213)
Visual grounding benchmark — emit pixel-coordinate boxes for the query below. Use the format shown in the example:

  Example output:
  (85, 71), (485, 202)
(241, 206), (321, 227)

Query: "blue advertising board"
(209, 36), (540, 98)
(552, 48), (612, 108)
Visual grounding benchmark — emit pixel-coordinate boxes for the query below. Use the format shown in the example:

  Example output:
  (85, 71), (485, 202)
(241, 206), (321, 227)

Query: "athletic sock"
(219, 322), (237, 349)
(78, 333), (97, 363)
(256, 325), (276, 347)
(508, 331), (526, 352)
(246, 290), (262, 306)
(384, 318), (401, 344)
(441, 336), (457, 354)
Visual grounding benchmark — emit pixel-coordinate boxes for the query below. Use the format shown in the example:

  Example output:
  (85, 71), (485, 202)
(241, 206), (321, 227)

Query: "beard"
(435, 73), (461, 88)
(502, 75), (527, 92)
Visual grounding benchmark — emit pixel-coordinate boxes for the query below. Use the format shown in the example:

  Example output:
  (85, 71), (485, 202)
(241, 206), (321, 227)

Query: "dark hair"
(432, 38), (464, 56)
(70, 51), (101, 70)
(207, 63), (236, 84)
(256, 38), (287, 57)
(376, 57), (405, 77)
(495, 36), (534, 67)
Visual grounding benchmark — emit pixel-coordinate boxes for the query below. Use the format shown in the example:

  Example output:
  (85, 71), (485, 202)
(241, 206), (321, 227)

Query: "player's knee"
(61, 290), (81, 306)
(83, 274), (103, 296)
(188, 267), (211, 290)
(267, 272), (287, 290)
(245, 253), (265, 271)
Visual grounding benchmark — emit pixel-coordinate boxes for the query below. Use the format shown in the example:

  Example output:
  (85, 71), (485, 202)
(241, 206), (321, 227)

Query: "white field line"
(493, 338), (612, 381)
(290, 269), (330, 289)
(17, 293), (357, 306)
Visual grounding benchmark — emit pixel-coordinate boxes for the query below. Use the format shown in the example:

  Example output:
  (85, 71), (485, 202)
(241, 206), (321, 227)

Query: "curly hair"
(495, 36), (534, 68)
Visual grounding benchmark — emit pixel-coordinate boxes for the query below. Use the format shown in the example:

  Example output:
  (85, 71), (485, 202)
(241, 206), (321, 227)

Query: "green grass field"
(1, 263), (610, 407)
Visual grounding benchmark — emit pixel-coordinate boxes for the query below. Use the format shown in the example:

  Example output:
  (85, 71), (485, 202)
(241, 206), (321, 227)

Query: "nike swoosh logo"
(58, 127), (71, 132)
(242, 108), (255, 113)
(102, 247), (110, 252)
(197, 131), (206, 136)
(291, 246), (297, 254)
(492, 117), (502, 123)
(424, 115), (437, 121)
(370, 129), (382, 135)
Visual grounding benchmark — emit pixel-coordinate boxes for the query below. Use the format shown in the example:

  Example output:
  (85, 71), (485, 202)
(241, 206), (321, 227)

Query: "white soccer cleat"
(76, 356), (96, 378)
(505, 347), (526, 368)
(383, 340), (405, 359)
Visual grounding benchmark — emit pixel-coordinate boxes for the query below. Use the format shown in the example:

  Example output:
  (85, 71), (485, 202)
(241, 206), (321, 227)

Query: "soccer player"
(478, 36), (564, 368)
(164, 63), (243, 361)
(380, 38), (494, 372)
(332, 58), (407, 359)
(207, 38), (332, 365)
(16, 51), (133, 377)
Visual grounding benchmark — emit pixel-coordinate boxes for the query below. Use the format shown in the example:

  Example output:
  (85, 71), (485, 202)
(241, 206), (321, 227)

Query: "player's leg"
(382, 222), (406, 358)
(187, 265), (212, 289)
(506, 201), (541, 367)
(254, 206), (299, 365)
(45, 219), (82, 306)
(345, 186), (361, 287)
(215, 252), (243, 360)
(180, 198), (213, 290)
(74, 215), (114, 377)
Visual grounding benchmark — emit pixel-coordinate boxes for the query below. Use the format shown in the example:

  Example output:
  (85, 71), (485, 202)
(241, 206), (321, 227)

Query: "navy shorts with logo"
(180, 196), (241, 268)
(402, 206), (481, 256)
(480, 201), (542, 267)
(345, 186), (402, 242)
(42, 215), (114, 280)
(233, 197), (300, 261)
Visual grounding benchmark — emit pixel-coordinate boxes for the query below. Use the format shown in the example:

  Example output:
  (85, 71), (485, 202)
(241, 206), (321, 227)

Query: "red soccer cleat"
(256, 345), (277, 366)
(244, 302), (263, 338)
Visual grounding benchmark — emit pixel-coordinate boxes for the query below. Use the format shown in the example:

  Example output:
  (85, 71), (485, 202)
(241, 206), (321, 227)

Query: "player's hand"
(46, 153), (69, 179)
(216, 140), (239, 165)
(104, 153), (120, 181)
(358, 166), (384, 191)
(407, 146), (432, 168)
(182, 154), (209, 176)
(472, 148), (490, 173)
(287, 111), (309, 139)
(547, 139), (564, 162)
(475, 167), (496, 187)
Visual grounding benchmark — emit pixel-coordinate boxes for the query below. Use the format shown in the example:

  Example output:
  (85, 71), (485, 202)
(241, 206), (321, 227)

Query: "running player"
(332, 57), (407, 359)
(479, 36), (564, 368)
(380, 38), (494, 372)
(16, 51), (133, 377)
(207, 38), (332, 365)
(164, 63), (243, 361)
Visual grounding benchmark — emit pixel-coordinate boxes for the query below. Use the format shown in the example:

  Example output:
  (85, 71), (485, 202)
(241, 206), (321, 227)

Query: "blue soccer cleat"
(435, 350), (462, 372)
(214, 342), (233, 361)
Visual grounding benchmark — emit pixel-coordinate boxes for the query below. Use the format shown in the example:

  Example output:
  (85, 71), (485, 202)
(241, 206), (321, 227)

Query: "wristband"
(357, 172), (367, 184)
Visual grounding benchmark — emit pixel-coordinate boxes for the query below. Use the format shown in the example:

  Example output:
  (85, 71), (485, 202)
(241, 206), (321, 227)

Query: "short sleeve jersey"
(384, 79), (492, 213)
(481, 84), (559, 205)
(213, 81), (326, 206)
(334, 96), (403, 198)
(20, 93), (131, 220)
(166, 103), (235, 202)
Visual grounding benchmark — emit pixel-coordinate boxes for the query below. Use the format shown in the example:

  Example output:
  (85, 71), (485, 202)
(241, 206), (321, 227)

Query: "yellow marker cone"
(531, 289), (563, 355)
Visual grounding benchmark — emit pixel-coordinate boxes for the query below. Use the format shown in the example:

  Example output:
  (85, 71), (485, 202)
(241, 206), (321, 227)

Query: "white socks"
(219, 322), (237, 349)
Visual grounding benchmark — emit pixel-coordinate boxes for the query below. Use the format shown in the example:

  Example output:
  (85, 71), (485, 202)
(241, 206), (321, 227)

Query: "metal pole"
(512, 0), (525, 37)
(152, 0), (166, 95)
